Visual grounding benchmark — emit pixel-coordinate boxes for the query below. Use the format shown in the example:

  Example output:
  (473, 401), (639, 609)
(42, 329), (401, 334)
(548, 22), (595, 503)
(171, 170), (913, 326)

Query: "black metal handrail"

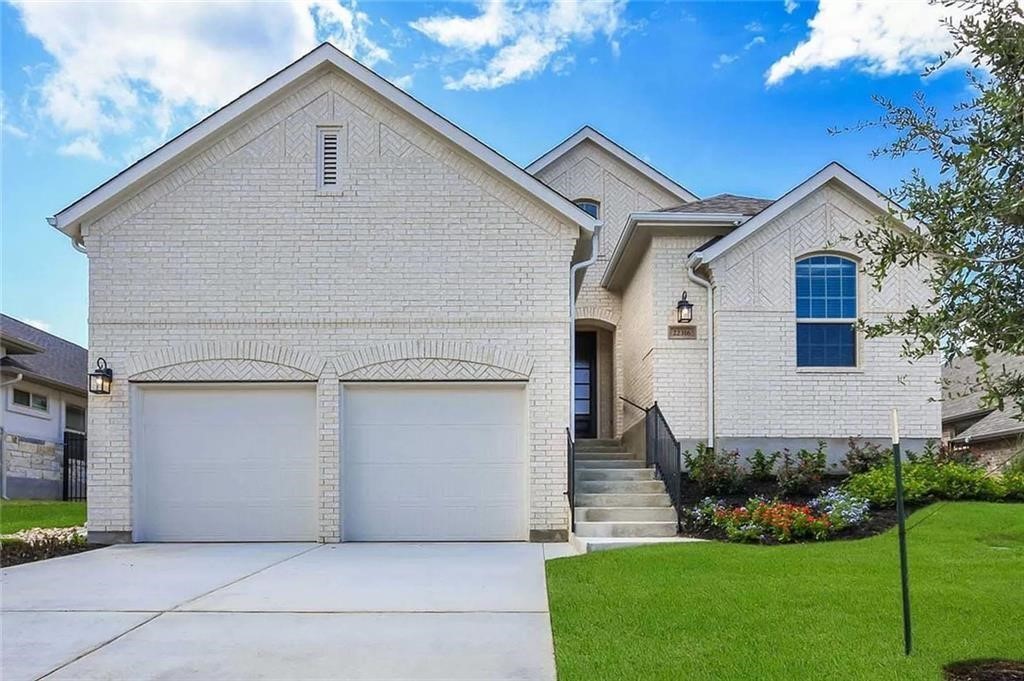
(646, 402), (683, 532)
(618, 395), (647, 413)
(565, 427), (576, 533)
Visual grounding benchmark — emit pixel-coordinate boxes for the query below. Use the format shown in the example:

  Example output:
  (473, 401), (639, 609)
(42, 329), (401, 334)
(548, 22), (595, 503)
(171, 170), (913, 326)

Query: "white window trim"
(8, 386), (53, 420)
(794, 253), (861, 370)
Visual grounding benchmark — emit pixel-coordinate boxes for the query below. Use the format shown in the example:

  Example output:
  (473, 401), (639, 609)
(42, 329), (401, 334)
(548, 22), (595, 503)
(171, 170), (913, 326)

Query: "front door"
(574, 331), (597, 439)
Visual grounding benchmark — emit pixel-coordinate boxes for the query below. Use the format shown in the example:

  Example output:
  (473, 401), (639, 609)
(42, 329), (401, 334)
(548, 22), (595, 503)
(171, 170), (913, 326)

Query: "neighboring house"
(942, 354), (1024, 470)
(47, 44), (940, 545)
(1, 315), (88, 499)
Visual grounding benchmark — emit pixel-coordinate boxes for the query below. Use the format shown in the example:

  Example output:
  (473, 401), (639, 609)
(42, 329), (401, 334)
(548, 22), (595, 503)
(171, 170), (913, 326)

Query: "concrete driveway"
(1, 542), (560, 680)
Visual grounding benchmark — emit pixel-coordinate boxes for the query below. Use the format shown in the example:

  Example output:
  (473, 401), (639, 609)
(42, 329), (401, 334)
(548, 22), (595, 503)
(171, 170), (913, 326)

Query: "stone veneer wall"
(3, 434), (62, 499)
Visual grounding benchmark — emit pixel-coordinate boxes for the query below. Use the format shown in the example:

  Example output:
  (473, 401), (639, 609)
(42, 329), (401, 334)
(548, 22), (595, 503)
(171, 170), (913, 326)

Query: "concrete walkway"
(1, 543), (557, 680)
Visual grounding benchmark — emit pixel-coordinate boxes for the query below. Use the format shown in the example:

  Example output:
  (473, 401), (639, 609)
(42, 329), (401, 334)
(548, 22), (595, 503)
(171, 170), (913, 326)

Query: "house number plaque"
(668, 325), (697, 339)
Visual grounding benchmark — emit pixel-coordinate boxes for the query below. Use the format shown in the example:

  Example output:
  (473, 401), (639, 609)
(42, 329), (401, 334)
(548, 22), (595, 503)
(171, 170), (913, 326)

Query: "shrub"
(682, 443), (744, 495)
(777, 441), (828, 495)
(808, 487), (871, 530)
(844, 459), (1015, 507)
(843, 437), (890, 474)
(711, 498), (833, 543)
(913, 439), (981, 466)
(1003, 471), (1024, 500)
(746, 449), (780, 480)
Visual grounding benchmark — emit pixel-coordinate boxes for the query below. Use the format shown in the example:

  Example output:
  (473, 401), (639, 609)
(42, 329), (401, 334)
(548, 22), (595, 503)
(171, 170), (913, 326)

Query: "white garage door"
(136, 385), (317, 542)
(343, 384), (527, 541)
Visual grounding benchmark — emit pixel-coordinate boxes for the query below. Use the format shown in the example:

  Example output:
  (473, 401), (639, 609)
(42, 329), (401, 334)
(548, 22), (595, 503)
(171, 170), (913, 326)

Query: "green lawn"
(547, 502), (1024, 681)
(0, 500), (86, 534)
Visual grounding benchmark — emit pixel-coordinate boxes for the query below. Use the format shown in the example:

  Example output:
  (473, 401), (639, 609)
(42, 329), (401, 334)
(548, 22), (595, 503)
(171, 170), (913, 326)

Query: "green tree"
(843, 0), (1023, 415)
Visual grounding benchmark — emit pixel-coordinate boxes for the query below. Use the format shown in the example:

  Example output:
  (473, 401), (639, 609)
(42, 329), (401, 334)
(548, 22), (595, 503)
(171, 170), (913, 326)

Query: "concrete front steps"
(572, 439), (681, 547)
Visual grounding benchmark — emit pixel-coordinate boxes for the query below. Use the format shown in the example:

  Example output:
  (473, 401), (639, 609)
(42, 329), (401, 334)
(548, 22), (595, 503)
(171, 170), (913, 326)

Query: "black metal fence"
(566, 427), (575, 533)
(63, 432), (87, 501)
(645, 402), (683, 532)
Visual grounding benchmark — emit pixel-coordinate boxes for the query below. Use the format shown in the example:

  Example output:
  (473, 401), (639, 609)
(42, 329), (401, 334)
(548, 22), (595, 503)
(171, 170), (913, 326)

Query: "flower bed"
(685, 488), (877, 544)
(678, 439), (1022, 544)
(0, 526), (94, 567)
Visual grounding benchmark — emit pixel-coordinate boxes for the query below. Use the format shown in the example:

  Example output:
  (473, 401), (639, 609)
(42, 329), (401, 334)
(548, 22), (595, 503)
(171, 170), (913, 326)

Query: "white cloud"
(784, 0), (799, 14)
(766, 0), (970, 85)
(713, 53), (739, 70)
(1, 95), (29, 139)
(57, 136), (103, 160)
(410, 0), (513, 51)
(745, 35), (767, 50)
(10, 1), (387, 158)
(411, 0), (627, 90)
(389, 74), (414, 91)
(745, 21), (765, 33)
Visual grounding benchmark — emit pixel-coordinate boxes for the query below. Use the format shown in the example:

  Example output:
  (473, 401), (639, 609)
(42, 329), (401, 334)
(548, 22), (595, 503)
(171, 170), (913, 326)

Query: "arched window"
(795, 255), (857, 367)
(574, 199), (600, 219)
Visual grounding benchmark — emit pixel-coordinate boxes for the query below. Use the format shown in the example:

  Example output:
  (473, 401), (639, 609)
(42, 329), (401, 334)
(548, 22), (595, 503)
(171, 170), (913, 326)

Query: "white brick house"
(49, 45), (940, 544)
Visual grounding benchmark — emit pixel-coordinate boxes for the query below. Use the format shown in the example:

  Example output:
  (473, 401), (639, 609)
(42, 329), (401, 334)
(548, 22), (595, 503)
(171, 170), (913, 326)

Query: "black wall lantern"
(676, 291), (694, 324)
(89, 357), (113, 395)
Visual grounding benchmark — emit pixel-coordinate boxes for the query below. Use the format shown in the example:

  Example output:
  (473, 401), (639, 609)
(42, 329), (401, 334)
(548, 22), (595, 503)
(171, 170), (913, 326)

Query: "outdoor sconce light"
(88, 357), (113, 395)
(676, 291), (694, 324)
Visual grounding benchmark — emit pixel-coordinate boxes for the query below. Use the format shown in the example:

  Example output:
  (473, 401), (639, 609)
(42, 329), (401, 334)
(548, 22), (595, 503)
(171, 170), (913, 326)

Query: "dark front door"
(575, 331), (597, 439)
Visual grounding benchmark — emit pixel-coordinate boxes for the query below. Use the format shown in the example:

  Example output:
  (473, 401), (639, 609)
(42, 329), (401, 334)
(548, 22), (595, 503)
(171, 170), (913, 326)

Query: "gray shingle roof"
(952, 408), (1024, 442)
(942, 354), (1024, 422)
(659, 193), (774, 217)
(0, 315), (87, 394)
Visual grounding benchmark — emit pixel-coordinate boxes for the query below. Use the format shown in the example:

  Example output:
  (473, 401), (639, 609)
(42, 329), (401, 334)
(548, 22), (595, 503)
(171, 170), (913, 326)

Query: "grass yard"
(0, 500), (86, 534)
(547, 502), (1024, 680)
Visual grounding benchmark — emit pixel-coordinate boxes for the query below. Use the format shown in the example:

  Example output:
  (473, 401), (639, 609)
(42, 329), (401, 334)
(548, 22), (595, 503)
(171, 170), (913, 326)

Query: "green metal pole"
(892, 410), (912, 655)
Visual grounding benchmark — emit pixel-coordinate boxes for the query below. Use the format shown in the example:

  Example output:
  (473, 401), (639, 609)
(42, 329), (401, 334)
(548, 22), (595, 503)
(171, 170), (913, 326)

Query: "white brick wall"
(619, 246), (655, 430)
(709, 183), (941, 441)
(84, 71), (578, 540)
(532, 140), (682, 435)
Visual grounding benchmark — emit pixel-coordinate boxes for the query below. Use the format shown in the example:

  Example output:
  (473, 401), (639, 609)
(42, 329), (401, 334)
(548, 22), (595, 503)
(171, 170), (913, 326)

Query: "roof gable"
(50, 43), (599, 246)
(526, 126), (698, 204)
(695, 162), (916, 264)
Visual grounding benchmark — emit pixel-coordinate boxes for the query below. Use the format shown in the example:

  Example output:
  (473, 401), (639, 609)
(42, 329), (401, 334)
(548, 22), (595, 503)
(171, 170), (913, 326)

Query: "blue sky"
(1, 0), (972, 347)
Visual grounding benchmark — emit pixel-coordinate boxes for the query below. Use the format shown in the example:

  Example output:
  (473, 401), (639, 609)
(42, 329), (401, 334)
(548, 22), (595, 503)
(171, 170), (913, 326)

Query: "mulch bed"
(0, 540), (100, 568)
(945, 660), (1024, 681)
(677, 475), (904, 543)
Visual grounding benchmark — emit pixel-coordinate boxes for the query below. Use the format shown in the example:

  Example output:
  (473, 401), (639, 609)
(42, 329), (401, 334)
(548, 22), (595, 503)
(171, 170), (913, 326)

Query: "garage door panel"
(346, 425), (522, 464)
(343, 384), (527, 541)
(137, 386), (317, 542)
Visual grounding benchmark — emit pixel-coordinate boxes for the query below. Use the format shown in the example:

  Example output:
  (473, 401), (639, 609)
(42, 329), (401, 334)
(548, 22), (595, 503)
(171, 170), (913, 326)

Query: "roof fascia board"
(698, 162), (918, 264)
(51, 44), (599, 244)
(601, 212), (743, 290)
(526, 127), (699, 203)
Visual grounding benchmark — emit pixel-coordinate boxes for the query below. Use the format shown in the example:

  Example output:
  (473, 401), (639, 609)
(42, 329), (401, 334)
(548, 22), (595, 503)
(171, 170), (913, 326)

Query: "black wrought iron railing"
(63, 432), (87, 501)
(645, 402), (683, 532)
(566, 427), (576, 533)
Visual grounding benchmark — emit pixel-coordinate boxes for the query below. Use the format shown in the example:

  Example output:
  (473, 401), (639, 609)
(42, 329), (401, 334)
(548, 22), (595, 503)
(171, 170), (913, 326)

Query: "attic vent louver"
(318, 127), (341, 189)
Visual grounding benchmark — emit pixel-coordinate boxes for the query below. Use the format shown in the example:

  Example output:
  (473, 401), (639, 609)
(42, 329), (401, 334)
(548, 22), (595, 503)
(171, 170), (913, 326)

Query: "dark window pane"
(575, 399), (591, 414)
(796, 255), (856, 320)
(574, 385), (590, 399)
(13, 389), (30, 406)
(796, 322), (855, 367)
(66, 405), (86, 432)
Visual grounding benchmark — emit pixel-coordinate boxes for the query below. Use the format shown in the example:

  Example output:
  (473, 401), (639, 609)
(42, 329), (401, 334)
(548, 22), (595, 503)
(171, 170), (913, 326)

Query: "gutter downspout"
(47, 217), (87, 253)
(0, 373), (24, 499)
(568, 223), (602, 441)
(687, 254), (714, 450)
